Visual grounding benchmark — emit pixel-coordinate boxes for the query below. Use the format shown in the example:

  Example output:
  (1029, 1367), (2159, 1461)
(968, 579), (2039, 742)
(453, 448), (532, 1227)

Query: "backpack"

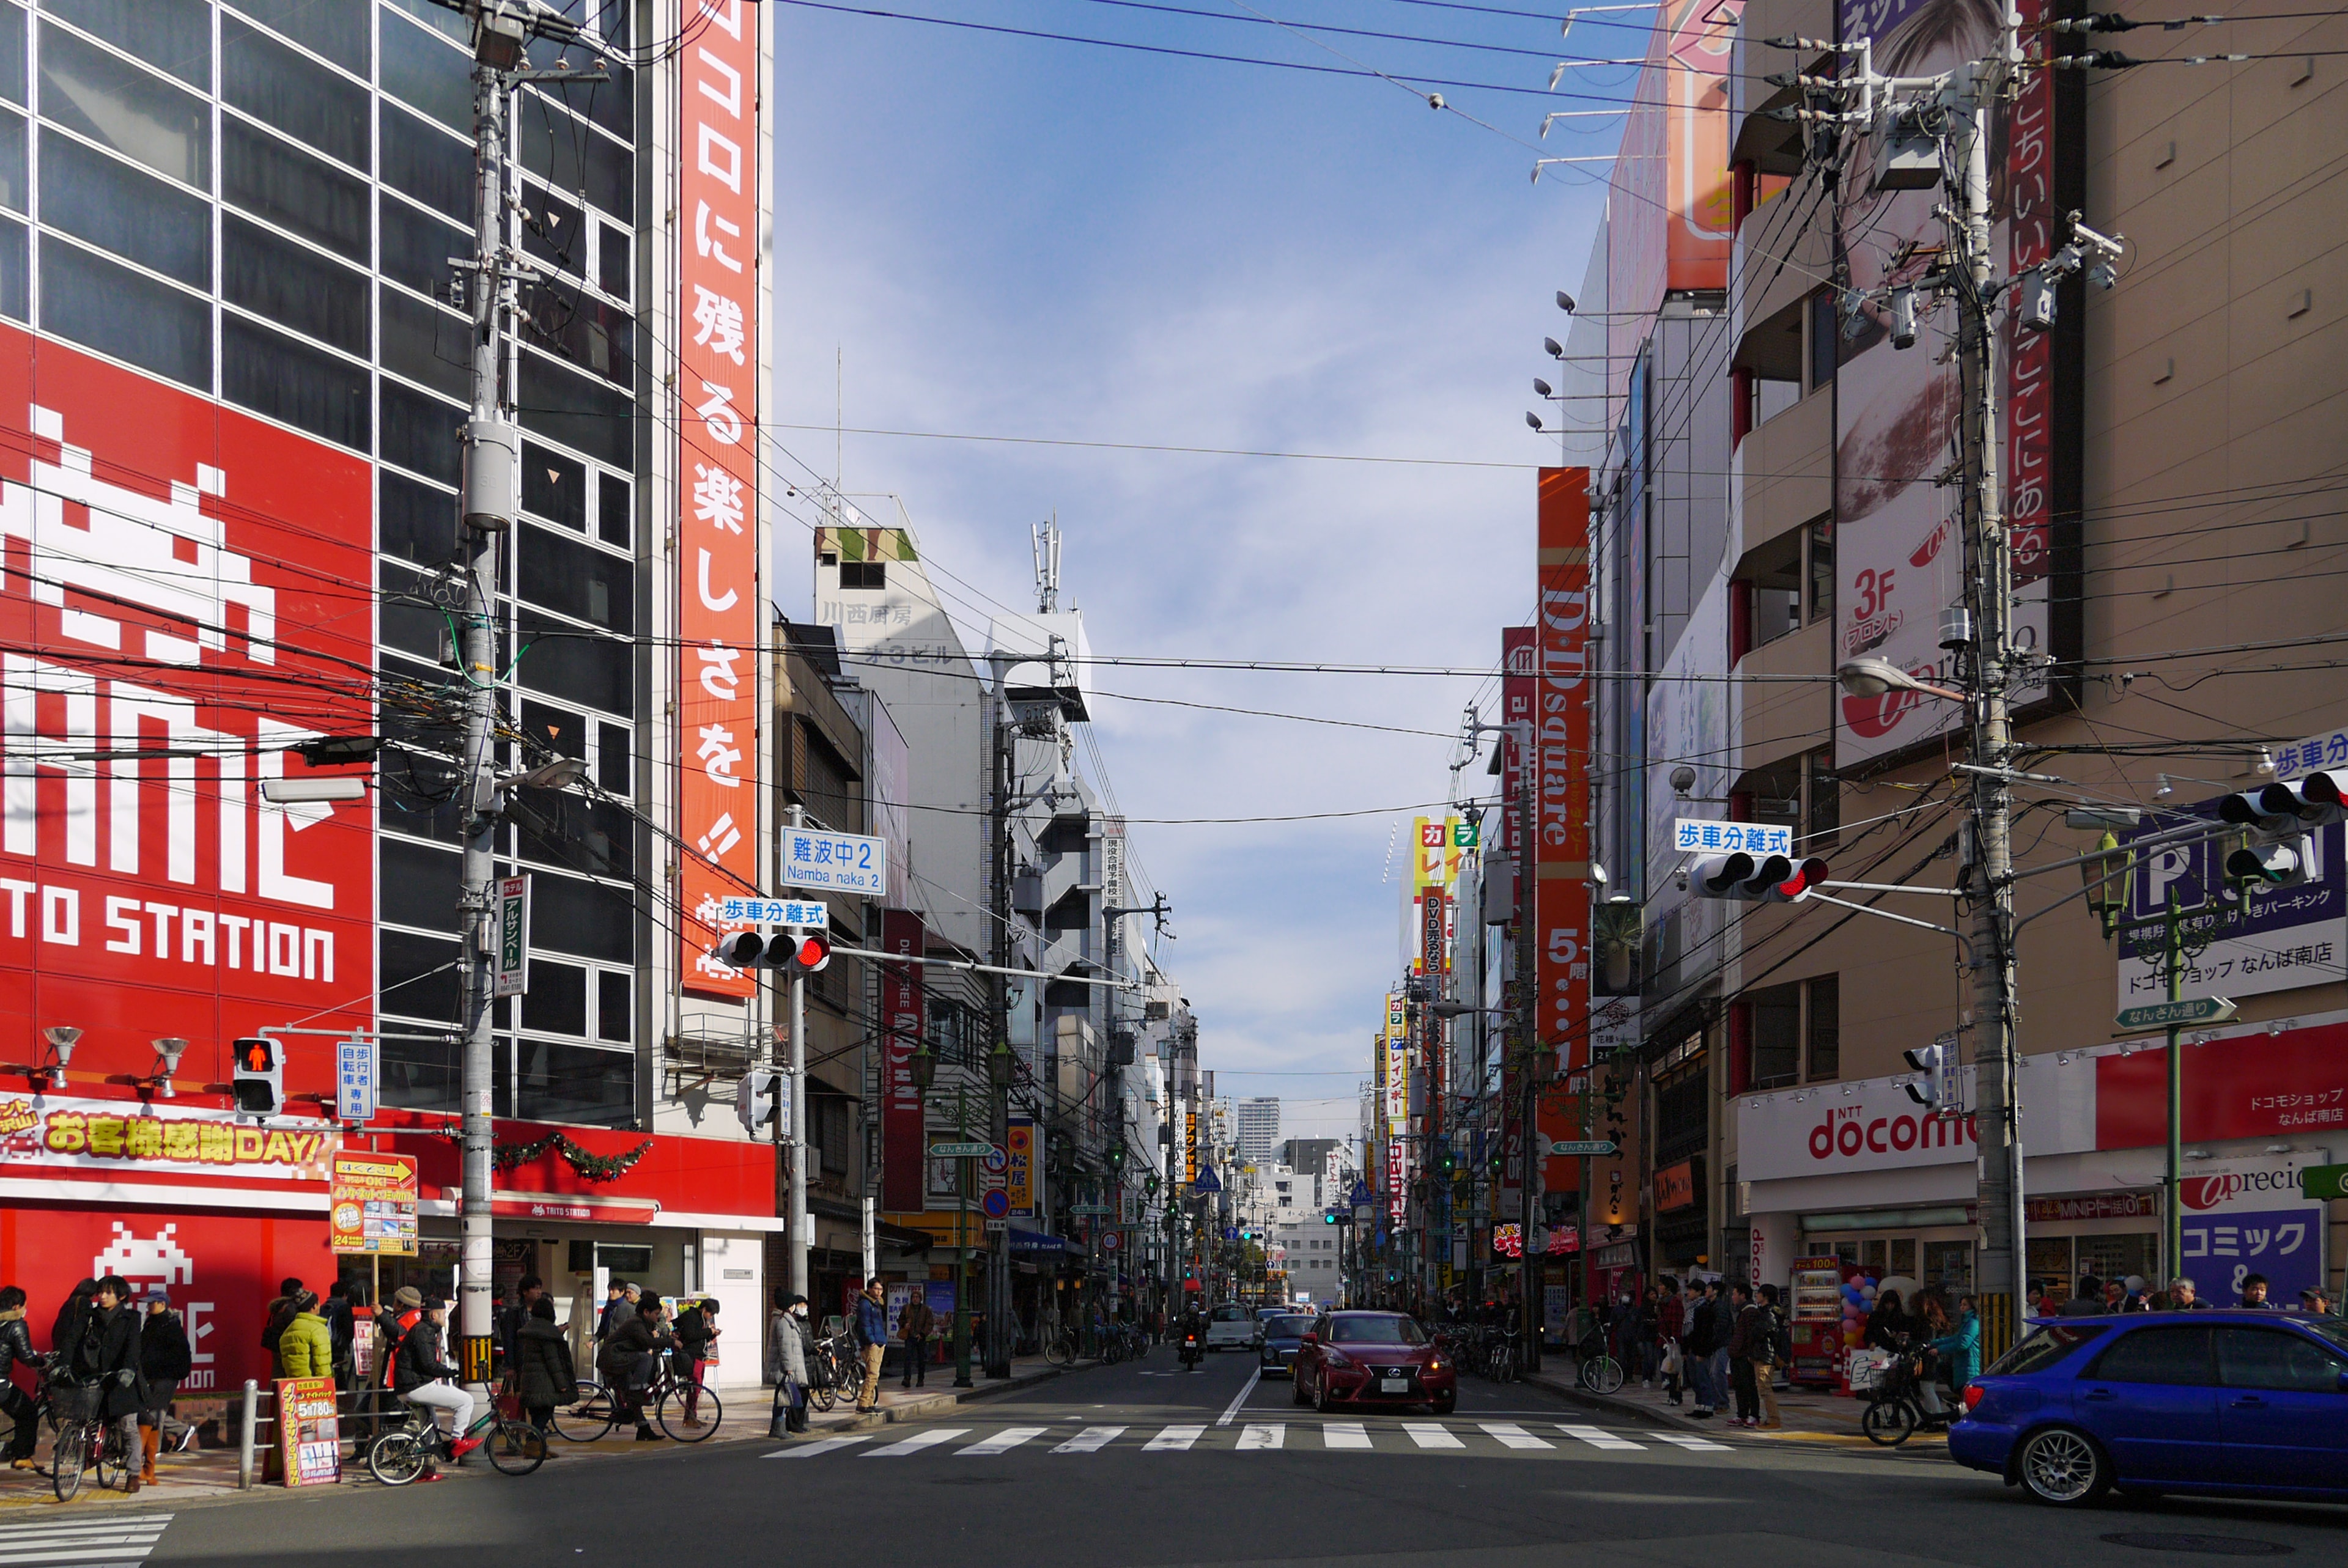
(1771, 1308), (1793, 1364)
(378, 1309), (422, 1389)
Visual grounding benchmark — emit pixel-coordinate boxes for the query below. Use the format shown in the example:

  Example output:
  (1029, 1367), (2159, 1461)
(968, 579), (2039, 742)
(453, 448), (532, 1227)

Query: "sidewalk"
(0, 1356), (1075, 1510)
(1522, 1361), (1949, 1454)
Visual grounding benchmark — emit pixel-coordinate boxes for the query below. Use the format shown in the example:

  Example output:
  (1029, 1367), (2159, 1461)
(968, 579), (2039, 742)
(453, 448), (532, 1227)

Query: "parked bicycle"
(1575, 1329), (1625, 1395)
(1485, 1327), (1523, 1384)
(1043, 1317), (1079, 1369)
(545, 1355), (724, 1443)
(367, 1398), (545, 1484)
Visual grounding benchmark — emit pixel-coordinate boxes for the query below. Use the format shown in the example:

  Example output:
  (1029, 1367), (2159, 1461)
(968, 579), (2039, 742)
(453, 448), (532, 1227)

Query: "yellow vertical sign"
(1184, 1108), (1198, 1184)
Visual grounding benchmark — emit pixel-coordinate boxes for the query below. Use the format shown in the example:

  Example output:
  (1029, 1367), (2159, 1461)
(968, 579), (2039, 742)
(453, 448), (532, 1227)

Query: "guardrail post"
(237, 1380), (258, 1489)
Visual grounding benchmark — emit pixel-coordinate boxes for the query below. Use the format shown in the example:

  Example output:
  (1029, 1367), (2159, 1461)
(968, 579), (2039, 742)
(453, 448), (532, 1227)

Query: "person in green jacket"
(276, 1291), (335, 1380)
(1930, 1292), (1982, 1396)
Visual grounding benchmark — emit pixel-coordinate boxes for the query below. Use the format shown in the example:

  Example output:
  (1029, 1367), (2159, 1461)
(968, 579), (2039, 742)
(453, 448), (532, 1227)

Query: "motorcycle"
(1179, 1329), (1203, 1372)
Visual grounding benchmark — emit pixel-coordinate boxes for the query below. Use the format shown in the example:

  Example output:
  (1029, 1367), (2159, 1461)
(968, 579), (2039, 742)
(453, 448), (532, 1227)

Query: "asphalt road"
(80, 1350), (2346, 1568)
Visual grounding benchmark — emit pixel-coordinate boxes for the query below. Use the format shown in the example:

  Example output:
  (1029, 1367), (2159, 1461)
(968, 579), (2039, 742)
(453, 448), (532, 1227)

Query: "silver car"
(1204, 1302), (1260, 1352)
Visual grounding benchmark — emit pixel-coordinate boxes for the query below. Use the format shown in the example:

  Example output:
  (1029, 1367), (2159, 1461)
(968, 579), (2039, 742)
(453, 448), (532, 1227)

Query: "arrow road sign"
(2114, 997), (2238, 1032)
(932, 1141), (996, 1158)
(1549, 1139), (1619, 1157)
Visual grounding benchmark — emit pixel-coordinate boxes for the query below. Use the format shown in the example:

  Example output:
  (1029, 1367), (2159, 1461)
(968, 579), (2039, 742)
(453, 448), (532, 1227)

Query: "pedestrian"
(514, 1297), (571, 1459)
(1726, 1283), (1764, 1428)
(1681, 1279), (1718, 1418)
(596, 1292), (672, 1441)
(2167, 1276), (2212, 1310)
(50, 1278), (95, 1361)
(2024, 1281), (2045, 1318)
(2101, 1277), (2127, 1313)
(898, 1287), (936, 1388)
(136, 1287), (191, 1484)
(1702, 1280), (1735, 1423)
(1911, 1291), (1955, 1421)
(768, 1292), (814, 1437)
(2299, 1285), (2336, 1317)
(1930, 1291), (1981, 1402)
(276, 1290), (333, 1379)
(500, 1275), (546, 1391)
(1748, 1284), (1787, 1429)
(324, 1280), (356, 1409)
(595, 1279), (632, 1345)
(672, 1297), (717, 1423)
(852, 1279), (888, 1413)
(1864, 1288), (1910, 1352)
(393, 1297), (483, 1481)
(1659, 1333), (1685, 1406)
(262, 1275), (304, 1376)
(2237, 1273), (2279, 1309)
(0, 1285), (42, 1470)
(71, 1276), (146, 1495)
(2057, 1275), (2104, 1317)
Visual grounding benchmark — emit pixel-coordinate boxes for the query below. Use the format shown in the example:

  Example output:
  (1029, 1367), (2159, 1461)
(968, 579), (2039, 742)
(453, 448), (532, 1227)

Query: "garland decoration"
(490, 1130), (653, 1183)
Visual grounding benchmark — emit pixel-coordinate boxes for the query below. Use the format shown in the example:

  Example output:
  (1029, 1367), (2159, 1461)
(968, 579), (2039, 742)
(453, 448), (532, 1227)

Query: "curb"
(814, 1362), (1069, 1433)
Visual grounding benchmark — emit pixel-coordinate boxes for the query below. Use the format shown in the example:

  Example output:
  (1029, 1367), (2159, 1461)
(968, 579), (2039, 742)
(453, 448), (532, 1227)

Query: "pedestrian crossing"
(0, 1512), (175, 1568)
(764, 1422), (1736, 1460)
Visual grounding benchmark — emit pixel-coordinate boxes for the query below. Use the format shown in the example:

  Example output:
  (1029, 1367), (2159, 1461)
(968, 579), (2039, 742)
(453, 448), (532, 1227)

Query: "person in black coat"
(50, 1278), (95, 1365)
(68, 1277), (146, 1493)
(514, 1297), (573, 1457)
(136, 1288), (192, 1483)
(0, 1285), (41, 1468)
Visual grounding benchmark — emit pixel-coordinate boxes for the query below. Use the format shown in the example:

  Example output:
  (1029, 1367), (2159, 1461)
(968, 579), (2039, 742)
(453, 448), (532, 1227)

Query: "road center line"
(1216, 1366), (1262, 1426)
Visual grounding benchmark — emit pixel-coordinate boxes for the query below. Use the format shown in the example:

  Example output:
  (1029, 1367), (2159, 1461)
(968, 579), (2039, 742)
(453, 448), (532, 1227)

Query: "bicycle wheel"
(1581, 1355), (1625, 1395)
(1046, 1334), (1075, 1369)
(1862, 1397), (1916, 1446)
(51, 1426), (87, 1502)
(657, 1382), (722, 1442)
(95, 1427), (124, 1492)
(368, 1429), (430, 1487)
(487, 1419), (547, 1474)
(550, 1380), (614, 1443)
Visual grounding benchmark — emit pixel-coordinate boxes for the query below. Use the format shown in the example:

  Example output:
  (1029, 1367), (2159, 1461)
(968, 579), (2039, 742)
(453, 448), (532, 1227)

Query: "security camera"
(1670, 765), (1697, 798)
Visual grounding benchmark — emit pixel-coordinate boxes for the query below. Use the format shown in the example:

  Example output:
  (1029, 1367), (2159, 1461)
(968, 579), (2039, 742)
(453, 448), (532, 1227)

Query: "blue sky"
(762, 1), (1638, 1142)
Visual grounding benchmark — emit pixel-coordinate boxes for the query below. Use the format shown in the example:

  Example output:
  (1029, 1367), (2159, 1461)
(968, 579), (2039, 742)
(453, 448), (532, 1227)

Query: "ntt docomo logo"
(1809, 1104), (1977, 1162)
(2180, 1170), (2300, 1212)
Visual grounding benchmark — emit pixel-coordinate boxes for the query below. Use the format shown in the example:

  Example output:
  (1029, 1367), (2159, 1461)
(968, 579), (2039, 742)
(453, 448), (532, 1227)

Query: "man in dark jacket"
(597, 1297), (673, 1441)
(898, 1290), (937, 1388)
(70, 1276), (146, 1493)
(1680, 1281), (1717, 1417)
(514, 1297), (571, 1459)
(50, 1278), (95, 1365)
(1725, 1283), (1763, 1427)
(2057, 1275), (2106, 1317)
(0, 1285), (41, 1468)
(393, 1296), (483, 1478)
(853, 1281), (888, 1413)
(672, 1298), (718, 1424)
(136, 1287), (192, 1482)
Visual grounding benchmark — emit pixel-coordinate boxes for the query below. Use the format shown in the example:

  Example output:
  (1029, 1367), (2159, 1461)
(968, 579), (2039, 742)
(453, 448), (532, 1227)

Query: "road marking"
(767, 1434), (874, 1459)
(1216, 1367), (1262, 1426)
(0, 1520), (175, 1568)
(1323, 1421), (1372, 1449)
(1652, 1432), (1733, 1451)
(1236, 1423), (1285, 1450)
(1557, 1424), (1644, 1450)
(956, 1426), (1050, 1456)
(1478, 1422), (1552, 1449)
(1144, 1424), (1206, 1451)
(1051, 1425), (1126, 1453)
(1403, 1422), (1464, 1449)
(865, 1427), (971, 1457)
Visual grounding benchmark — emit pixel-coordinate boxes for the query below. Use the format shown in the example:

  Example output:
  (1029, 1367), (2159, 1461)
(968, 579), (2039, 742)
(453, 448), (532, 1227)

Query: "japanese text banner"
(678, 1), (762, 997)
(1536, 469), (1592, 1073)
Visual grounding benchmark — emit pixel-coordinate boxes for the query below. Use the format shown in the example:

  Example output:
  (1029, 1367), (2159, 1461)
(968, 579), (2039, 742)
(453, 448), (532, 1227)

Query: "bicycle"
(367, 1396), (545, 1484)
(46, 1382), (131, 1503)
(1575, 1330), (1625, 1395)
(820, 1332), (865, 1408)
(1859, 1349), (1949, 1446)
(546, 1356), (724, 1443)
(1486, 1328), (1522, 1384)
(1043, 1321), (1078, 1369)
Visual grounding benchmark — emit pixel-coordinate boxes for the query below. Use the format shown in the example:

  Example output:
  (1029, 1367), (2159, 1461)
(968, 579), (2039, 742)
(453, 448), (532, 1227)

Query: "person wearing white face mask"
(769, 1290), (814, 1437)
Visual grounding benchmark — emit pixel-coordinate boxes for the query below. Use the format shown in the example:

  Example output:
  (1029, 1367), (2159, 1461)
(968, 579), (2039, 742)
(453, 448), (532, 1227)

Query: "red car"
(1291, 1311), (1457, 1415)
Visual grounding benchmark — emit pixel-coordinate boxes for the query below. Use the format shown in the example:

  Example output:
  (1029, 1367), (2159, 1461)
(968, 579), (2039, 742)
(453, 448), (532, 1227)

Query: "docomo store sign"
(1738, 1058), (2097, 1183)
(0, 328), (375, 1056)
(1534, 468), (1593, 1075)
(677, 0), (764, 999)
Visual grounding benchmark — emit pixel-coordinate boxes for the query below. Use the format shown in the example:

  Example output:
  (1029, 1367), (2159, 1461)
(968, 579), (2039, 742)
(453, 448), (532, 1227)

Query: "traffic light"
(2221, 773), (2341, 891)
(736, 1068), (780, 1134)
(1902, 1040), (1952, 1108)
(1322, 1209), (1338, 1224)
(706, 927), (832, 973)
(1688, 851), (1829, 902)
(1434, 1143), (1456, 1179)
(1145, 1172), (1160, 1194)
(231, 1036), (282, 1118)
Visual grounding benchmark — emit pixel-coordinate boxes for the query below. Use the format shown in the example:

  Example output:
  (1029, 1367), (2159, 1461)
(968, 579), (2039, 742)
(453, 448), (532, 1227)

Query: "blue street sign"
(1347, 1179), (1372, 1208)
(1192, 1166), (1222, 1193)
(1223, 1226), (1238, 1241)
(335, 1035), (377, 1123)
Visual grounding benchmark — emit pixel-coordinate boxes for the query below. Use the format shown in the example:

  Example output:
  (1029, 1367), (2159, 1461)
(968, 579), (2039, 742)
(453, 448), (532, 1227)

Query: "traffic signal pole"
(788, 804), (810, 1303)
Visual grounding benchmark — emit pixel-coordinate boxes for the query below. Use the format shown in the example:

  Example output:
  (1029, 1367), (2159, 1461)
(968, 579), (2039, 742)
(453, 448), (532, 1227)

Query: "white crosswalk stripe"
(865, 1428), (970, 1457)
(1323, 1421), (1372, 1449)
(0, 1515), (173, 1568)
(1557, 1424), (1644, 1450)
(767, 1434), (873, 1458)
(956, 1426), (1050, 1456)
(1143, 1424), (1206, 1451)
(1403, 1423), (1464, 1449)
(1478, 1422), (1553, 1449)
(1236, 1423), (1285, 1450)
(1050, 1425), (1125, 1453)
(1652, 1432), (1733, 1451)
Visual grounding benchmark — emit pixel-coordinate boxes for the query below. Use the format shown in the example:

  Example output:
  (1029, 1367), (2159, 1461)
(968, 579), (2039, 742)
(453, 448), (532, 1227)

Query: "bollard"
(237, 1380), (258, 1489)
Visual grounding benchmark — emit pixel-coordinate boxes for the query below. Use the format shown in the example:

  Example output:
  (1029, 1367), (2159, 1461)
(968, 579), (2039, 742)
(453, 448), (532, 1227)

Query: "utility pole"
(787, 804), (810, 1301)
(448, 0), (596, 1385)
(986, 654), (1014, 1381)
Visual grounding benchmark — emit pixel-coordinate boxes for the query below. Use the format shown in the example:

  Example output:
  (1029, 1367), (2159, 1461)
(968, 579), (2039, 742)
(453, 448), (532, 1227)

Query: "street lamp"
(910, 1043), (937, 1094)
(1835, 657), (1966, 705)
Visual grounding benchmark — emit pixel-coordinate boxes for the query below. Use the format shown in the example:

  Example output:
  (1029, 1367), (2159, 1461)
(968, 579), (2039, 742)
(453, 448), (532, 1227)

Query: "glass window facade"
(13, 2), (649, 1124)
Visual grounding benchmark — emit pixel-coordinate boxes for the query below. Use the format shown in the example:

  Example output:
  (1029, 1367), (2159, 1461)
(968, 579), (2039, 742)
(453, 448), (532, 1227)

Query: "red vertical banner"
(879, 908), (925, 1212)
(1535, 469), (1592, 1074)
(677, 1), (762, 997)
(1499, 627), (1532, 859)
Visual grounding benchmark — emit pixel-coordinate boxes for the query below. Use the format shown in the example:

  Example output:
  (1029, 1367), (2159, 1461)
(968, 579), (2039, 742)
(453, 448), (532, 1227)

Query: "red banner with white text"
(1535, 469), (1592, 1074)
(880, 908), (926, 1211)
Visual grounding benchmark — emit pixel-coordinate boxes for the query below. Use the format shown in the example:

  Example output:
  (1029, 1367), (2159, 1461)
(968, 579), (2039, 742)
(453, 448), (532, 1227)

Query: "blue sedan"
(1258, 1313), (1315, 1378)
(1949, 1309), (2348, 1506)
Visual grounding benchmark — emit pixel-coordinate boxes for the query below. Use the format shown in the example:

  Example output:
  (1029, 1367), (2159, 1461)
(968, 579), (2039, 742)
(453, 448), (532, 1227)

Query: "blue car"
(1949, 1309), (2348, 1506)
(1258, 1313), (1315, 1378)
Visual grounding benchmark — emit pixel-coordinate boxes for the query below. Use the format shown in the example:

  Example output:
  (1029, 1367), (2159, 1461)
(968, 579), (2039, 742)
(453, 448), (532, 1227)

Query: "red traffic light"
(782, 932), (831, 975)
(235, 1038), (278, 1073)
(1768, 856), (1830, 902)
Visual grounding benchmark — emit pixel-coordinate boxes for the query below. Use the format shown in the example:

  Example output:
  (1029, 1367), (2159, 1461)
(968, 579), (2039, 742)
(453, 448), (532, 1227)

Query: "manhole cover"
(2100, 1536), (2293, 1558)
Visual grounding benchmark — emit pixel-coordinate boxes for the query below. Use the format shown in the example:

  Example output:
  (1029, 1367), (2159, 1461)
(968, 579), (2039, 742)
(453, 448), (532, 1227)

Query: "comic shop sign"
(0, 1093), (337, 1179)
(2176, 1153), (2330, 1307)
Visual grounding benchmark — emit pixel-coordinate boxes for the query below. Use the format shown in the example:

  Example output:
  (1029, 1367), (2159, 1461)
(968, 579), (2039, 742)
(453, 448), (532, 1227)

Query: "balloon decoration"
(1836, 1264), (1879, 1393)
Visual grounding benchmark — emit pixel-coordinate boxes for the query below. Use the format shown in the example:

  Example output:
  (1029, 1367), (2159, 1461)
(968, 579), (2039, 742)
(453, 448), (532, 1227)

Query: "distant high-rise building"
(1280, 1138), (1339, 1180)
(1236, 1097), (1280, 1167)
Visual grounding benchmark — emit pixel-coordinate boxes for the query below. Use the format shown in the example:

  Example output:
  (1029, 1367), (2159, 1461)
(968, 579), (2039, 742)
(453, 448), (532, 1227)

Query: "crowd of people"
(2026, 1271), (2335, 1316)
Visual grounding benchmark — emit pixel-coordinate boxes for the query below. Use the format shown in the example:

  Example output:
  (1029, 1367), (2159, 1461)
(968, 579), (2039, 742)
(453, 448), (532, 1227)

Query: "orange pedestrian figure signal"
(231, 1036), (283, 1117)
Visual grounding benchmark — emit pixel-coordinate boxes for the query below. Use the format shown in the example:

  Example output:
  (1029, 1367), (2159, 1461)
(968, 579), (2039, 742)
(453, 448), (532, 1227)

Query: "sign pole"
(788, 805), (810, 1305)
(2164, 891), (2184, 1284)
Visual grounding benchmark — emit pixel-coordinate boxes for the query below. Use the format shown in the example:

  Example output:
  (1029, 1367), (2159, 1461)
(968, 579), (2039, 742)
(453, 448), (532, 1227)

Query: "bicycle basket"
(48, 1380), (98, 1423)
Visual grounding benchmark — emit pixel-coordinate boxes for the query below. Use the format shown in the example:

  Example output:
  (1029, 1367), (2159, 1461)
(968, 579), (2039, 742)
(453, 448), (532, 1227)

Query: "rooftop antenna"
(1032, 515), (1061, 613)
